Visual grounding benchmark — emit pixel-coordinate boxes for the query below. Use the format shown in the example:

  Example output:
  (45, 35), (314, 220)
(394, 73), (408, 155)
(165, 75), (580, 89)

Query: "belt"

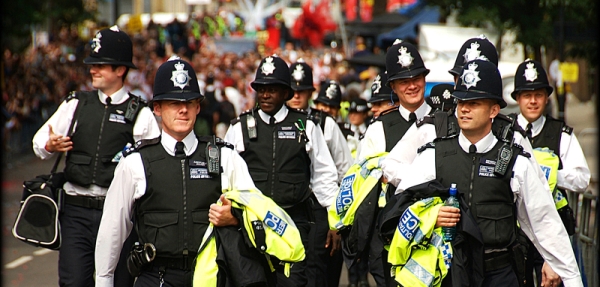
(64, 194), (105, 210)
(484, 251), (511, 272)
(152, 256), (196, 271)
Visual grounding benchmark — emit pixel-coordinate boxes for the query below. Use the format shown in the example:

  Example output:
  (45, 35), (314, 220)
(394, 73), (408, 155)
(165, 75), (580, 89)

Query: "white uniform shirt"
(517, 114), (590, 192)
(321, 114), (353, 183)
(32, 88), (161, 197)
(356, 102), (431, 161)
(383, 113), (541, 187)
(397, 131), (583, 287)
(347, 122), (368, 158)
(95, 131), (258, 287)
(225, 105), (339, 208)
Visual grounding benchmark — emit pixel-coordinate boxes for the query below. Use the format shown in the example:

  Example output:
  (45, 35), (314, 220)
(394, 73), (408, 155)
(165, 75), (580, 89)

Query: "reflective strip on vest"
(328, 152), (388, 230)
(388, 197), (451, 287)
(532, 147), (568, 209)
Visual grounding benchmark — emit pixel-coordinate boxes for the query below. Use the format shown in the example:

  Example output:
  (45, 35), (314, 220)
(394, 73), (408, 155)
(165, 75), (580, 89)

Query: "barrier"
(568, 186), (598, 287)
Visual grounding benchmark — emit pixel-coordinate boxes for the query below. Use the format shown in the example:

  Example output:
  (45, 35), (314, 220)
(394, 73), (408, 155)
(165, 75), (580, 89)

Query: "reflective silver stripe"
(405, 258), (434, 286)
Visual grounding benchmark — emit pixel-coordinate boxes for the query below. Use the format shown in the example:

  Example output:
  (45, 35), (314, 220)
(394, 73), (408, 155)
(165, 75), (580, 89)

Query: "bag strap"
(50, 93), (83, 174)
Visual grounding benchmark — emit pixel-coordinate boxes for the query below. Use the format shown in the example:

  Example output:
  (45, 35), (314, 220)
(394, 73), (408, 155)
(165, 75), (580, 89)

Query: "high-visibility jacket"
(532, 147), (568, 209)
(388, 197), (452, 287)
(193, 189), (305, 286)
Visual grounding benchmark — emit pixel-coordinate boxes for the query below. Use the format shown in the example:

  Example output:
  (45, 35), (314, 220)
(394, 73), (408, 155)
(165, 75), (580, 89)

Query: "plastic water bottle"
(442, 183), (460, 241)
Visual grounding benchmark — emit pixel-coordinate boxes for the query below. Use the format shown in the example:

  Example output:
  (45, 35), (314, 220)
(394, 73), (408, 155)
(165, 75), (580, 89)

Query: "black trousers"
(274, 202), (312, 287)
(58, 202), (134, 287)
(483, 265), (519, 286)
(306, 206), (343, 287)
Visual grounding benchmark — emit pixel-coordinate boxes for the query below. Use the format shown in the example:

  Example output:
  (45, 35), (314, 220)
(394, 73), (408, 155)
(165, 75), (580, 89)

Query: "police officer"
(32, 25), (160, 287)
(511, 59), (590, 287)
(396, 59), (583, 287)
(345, 98), (370, 158)
(313, 79), (344, 121)
(225, 55), (340, 287)
(287, 60), (351, 287)
(367, 71), (400, 119)
(95, 57), (266, 286)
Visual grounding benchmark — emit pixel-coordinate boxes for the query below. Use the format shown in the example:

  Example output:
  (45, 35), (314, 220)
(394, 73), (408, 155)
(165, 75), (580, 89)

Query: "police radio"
(206, 136), (220, 176)
(494, 115), (517, 176)
(124, 96), (141, 122)
(247, 113), (257, 139)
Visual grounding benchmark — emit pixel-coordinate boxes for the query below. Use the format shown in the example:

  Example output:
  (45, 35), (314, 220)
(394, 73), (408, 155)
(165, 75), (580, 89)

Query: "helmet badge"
(397, 46), (414, 68)
(91, 31), (102, 53)
(326, 81), (337, 99)
(461, 62), (481, 89)
(171, 62), (190, 90)
(524, 62), (538, 82)
(292, 64), (305, 82)
(443, 89), (452, 99)
(464, 42), (483, 63)
(261, 56), (276, 76)
(372, 75), (382, 93)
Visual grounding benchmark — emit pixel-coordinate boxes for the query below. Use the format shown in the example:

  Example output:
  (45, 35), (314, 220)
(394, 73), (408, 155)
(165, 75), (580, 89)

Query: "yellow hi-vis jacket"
(193, 189), (305, 286)
(388, 197), (452, 287)
(532, 147), (568, 209)
(328, 152), (388, 231)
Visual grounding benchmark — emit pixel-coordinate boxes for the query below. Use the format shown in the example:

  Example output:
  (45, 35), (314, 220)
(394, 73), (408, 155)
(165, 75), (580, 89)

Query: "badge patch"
(524, 62), (538, 82)
(109, 113), (126, 124)
(398, 208), (420, 241)
(190, 167), (212, 179)
(461, 62), (481, 89)
(261, 56), (276, 75)
(189, 160), (207, 167)
(277, 125), (296, 140)
(336, 174), (356, 215)
(264, 211), (288, 236)
(171, 62), (190, 89)
(478, 165), (496, 177)
(372, 75), (382, 93)
(397, 46), (414, 68)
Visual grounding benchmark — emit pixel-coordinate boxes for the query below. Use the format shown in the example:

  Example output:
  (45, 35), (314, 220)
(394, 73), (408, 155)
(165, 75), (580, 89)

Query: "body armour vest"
(531, 116), (569, 169)
(435, 137), (521, 250)
(418, 112), (517, 141)
(65, 91), (140, 187)
(135, 137), (222, 259)
(377, 108), (417, 152)
(240, 108), (311, 208)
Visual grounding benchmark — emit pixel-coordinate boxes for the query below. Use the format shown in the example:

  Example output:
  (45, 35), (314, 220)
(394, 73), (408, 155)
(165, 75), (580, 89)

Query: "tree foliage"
(425, 0), (597, 65)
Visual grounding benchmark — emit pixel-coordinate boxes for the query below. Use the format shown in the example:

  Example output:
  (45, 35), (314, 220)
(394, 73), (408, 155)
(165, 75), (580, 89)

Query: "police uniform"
(32, 25), (159, 287)
(95, 57), (267, 287)
(511, 59), (590, 287)
(397, 59), (583, 287)
(345, 98), (369, 158)
(225, 55), (339, 287)
(291, 61), (351, 287)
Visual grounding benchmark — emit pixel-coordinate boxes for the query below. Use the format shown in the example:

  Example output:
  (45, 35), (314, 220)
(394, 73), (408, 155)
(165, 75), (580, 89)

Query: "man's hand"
(209, 194), (239, 227)
(436, 206), (460, 228)
(540, 262), (562, 287)
(45, 125), (73, 152)
(325, 229), (341, 256)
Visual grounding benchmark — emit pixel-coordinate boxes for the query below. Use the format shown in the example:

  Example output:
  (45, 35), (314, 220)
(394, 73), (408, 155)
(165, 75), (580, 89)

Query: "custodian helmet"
(251, 55), (293, 100)
(452, 59), (506, 108)
(511, 59), (554, 99)
(385, 40), (429, 85)
(314, 80), (342, 108)
(449, 35), (498, 77)
(83, 25), (136, 69)
(152, 56), (203, 103)
(290, 60), (316, 92)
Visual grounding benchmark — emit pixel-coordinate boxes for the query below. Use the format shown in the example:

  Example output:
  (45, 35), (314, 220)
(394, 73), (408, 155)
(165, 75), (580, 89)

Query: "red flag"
(292, 0), (337, 47)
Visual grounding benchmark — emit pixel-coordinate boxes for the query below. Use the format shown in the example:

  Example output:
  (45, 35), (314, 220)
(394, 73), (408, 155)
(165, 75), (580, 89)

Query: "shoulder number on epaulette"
(562, 125), (573, 135)
(124, 137), (161, 157)
(416, 115), (434, 127)
(417, 142), (435, 154)
(66, 91), (78, 102)
(512, 143), (531, 158)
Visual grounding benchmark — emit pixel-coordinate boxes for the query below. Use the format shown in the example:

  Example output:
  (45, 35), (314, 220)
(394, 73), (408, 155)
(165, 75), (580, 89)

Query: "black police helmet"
(385, 40), (429, 85)
(347, 98), (369, 113)
(290, 60), (315, 92)
(449, 35), (498, 77)
(152, 56), (203, 103)
(83, 25), (136, 69)
(426, 84), (456, 111)
(511, 59), (554, 100)
(251, 55), (294, 100)
(314, 80), (342, 108)
(452, 59), (506, 108)
(368, 71), (399, 103)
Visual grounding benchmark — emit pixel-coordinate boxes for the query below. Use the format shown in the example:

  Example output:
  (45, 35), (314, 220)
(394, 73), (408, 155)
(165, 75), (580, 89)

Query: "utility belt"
(64, 194), (105, 210)
(152, 255), (196, 271)
(484, 250), (511, 272)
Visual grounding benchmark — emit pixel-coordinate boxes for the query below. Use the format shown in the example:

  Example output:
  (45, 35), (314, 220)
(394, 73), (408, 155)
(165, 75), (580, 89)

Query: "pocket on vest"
(65, 153), (92, 186)
(276, 173), (309, 206)
(142, 211), (179, 254)
(475, 202), (514, 248)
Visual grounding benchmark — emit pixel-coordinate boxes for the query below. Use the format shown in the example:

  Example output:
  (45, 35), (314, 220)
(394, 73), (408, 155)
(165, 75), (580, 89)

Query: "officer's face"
(389, 74), (425, 112)
(287, 90), (312, 110)
(89, 64), (126, 95)
(314, 102), (339, 118)
(370, 101), (398, 117)
(348, 111), (368, 126)
(153, 99), (201, 141)
(456, 99), (500, 139)
(255, 84), (289, 116)
(516, 89), (549, 123)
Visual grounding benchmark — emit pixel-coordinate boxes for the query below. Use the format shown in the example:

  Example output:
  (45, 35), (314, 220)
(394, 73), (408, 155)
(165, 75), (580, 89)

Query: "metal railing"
(568, 186), (598, 287)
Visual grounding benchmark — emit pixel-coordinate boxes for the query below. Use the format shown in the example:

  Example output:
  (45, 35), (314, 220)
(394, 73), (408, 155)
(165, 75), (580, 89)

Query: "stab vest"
(239, 108), (311, 208)
(377, 108), (416, 152)
(417, 111), (517, 141)
(64, 91), (142, 187)
(434, 136), (522, 249)
(135, 137), (222, 260)
(531, 116), (571, 169)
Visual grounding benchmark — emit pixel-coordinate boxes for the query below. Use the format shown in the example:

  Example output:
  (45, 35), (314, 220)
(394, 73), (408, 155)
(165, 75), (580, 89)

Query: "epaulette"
(198, 136), (234, 149)
(562, 125), (573, 135)
(416, 115), (434, 127)
(66, 91), (78, 102)
(231, 108), (258, 126)
(511, 142), (530, 158)
(128, 92), (148, 105)
(287, 107), (308, 115)
(376, 107), (398, 120)
(124, 137), (161, 157)
(417, 142), (435, 154)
